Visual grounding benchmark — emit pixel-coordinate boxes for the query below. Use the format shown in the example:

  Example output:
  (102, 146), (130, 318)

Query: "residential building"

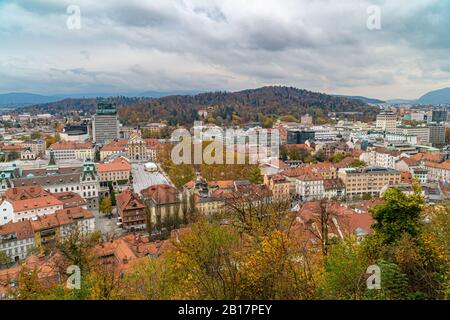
(53, 192), (87, 209)
(359, 147), (401, 169)
(424, 161), (450, 183)
(55, 207), (95, 238)
(264, 174), (291, 202)
(323, 178), (346, 199)
(193, 195), (224, 216)
(0, 200), (13, 226)
(116, 189), (147, 230)
(0, 221), (35, 261)
(338, 167), (401, 198)
(295, 173), (325, 201)
(10, 196), (64, 223)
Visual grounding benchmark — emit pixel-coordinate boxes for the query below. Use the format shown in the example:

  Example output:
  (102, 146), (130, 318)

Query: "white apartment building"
(10, 196), (64, 223)
(359, 148), (402, 169)
(376, 111), (397, 132)
(424, 161), (450, 183)
(295, 174), (325, 201)
(56, 207), (96, 238)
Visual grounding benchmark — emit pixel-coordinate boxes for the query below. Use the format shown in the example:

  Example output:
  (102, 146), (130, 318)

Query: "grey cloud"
(0, 0), (449, 99)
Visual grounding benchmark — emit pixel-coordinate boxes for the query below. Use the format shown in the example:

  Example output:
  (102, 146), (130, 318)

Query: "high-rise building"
(376, 111), (397, 132)
(431, 109), (448, 124)
(92, 101), (120, 145)
(428, 124), (445, 146)
(287, 129), (315, 144)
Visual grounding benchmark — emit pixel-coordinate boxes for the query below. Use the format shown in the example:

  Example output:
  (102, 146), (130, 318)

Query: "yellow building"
(338, 167), (401, 198)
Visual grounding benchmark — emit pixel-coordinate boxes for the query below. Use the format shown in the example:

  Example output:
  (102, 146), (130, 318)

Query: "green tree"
(350, 159), (366, 168)
(370, 186), (424, 244)
(0, 251), (11, 267)
(99, 197), (113, 215)
(248, 166), (263, 184)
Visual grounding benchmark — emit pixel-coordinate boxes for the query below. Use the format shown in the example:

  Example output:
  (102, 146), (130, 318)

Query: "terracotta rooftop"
(96, 158), (131, 173)
(117, 189), (146, 212)
(53, 192), (87, 208)
(4, 186), (50, 201)
(49, 141), (94, 150)
(0, 220), (34, 241)
(141, 184), (180, 204)
(11, 195), (63, 212)
(54, 207), (94, 226)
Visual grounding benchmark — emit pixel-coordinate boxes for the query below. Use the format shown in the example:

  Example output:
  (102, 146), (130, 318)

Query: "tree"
(31, 131), (41, 140)
(350, 159), (366, 168)
(371, 185), (424, 244)
(248, 167), (263, 184)
(108, 184), (117, 207)
(0, 251), (11, 267)
(99, 197), (113, 215)
(330, 153), (345, 163)
(303, 200), (335, 256)
(7, 151), (20, 161)
(320, 236), (369, 299)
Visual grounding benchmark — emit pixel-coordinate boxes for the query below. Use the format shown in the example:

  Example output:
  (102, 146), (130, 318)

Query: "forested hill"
(18, 86), (379, 125)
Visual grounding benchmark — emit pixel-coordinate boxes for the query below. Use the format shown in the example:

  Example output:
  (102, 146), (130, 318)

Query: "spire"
(48, 151), (56, 166)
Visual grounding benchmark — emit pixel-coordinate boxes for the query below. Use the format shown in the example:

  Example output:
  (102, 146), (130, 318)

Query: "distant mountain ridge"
(417, 87), (450, 105)
(0, 90), (202, 108)
(0, 93), (60, 108)
(17, 86), (379, 125)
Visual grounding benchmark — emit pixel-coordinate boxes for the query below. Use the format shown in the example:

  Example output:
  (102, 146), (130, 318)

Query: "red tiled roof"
(54, 207), (94, 226)
(5, 186), (50, 201)
(141, 184), (179, 204)
(117, 189), (146, 212)
(11, 195), (63, 212)
(96, 158), (131, 173)
(0, 220), (34, 241)
(49, 142), (93, 150)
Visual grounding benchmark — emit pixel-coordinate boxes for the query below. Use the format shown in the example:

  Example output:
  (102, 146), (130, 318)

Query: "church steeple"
(48, 150), (56, 166)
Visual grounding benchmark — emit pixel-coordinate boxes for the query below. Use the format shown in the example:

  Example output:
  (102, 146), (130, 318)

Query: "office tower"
(431, 109), (448, 124)
(92, 101), (120, 145)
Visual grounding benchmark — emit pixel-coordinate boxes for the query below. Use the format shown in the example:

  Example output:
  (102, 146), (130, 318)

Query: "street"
(93, 209), (126, 238)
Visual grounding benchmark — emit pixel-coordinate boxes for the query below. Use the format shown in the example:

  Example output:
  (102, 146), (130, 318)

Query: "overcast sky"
(1, 0), (449, 99)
